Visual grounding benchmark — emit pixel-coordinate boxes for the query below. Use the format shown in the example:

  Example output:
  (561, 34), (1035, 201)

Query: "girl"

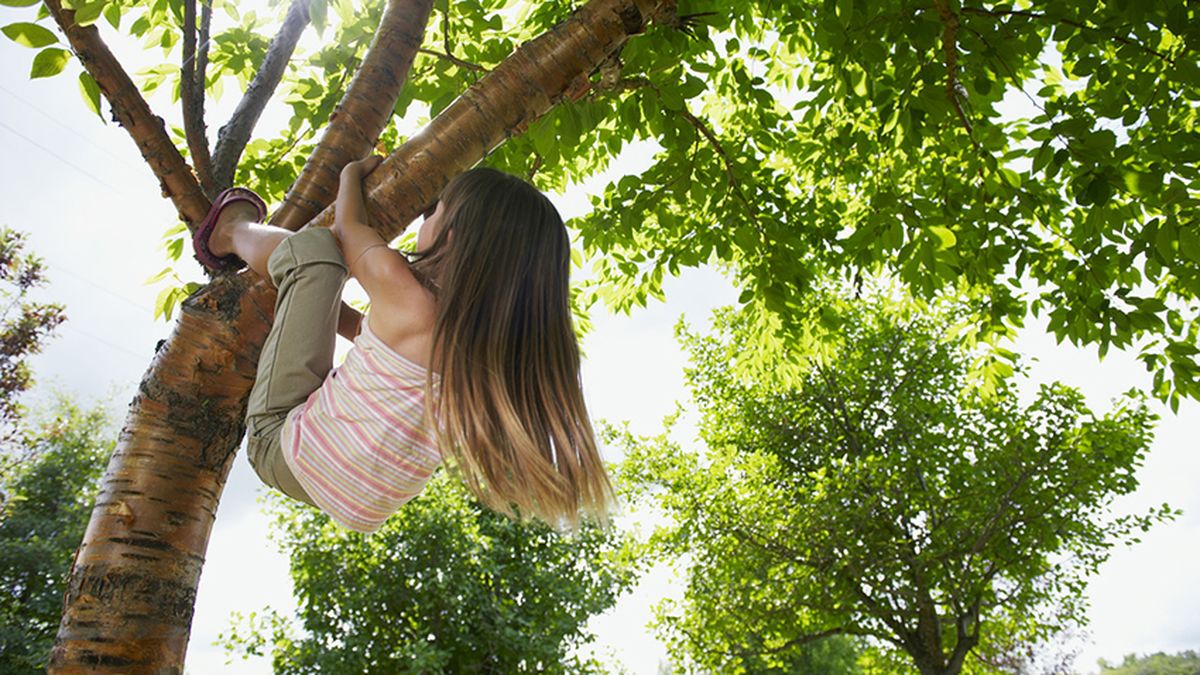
(193, 156), (614, 532)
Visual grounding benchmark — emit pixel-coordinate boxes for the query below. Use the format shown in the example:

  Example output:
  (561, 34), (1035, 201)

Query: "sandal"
(192, 187), (268, 271)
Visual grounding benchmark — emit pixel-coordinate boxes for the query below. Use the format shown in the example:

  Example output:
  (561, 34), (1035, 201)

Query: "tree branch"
(43, 0), (209, 227)
(209, 0), (311, 189)
(762, 626), (847, 655)
(417, 46), (487, 73)
(182, 0), (215, 194)
(932, 0), (980, 151)
(271, 0), (435, 231)
(197, 0), (212, 93)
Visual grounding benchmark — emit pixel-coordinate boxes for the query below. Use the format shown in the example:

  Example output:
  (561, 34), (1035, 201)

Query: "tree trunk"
(49, 0), (666, 671)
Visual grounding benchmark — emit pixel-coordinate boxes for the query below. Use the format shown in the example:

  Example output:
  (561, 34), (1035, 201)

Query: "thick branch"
(209, 0), (311, 189)
(182, 0), (214, 193)
(43, 0), (209, 227)
(271, 0), (435, 231)
(301, 0), (671, 238)
(945, 600), (981, 674)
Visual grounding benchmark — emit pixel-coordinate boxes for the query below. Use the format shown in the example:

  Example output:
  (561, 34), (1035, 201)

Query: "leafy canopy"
(617, 293), (1174, 675)
(2, 0), (1196, 405)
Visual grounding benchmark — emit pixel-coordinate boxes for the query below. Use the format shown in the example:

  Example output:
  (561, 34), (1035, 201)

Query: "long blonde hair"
(410, 167), (613, 527)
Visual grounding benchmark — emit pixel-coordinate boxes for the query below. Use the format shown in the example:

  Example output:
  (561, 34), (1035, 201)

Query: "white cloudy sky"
(0, 7), (1196, 674)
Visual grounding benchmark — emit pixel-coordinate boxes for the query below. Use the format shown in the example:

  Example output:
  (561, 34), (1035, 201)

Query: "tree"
(0, 0), (1194, 669)
(617, 295), (1174, 675)
(0, 227), (65, 451)
(0, 399), (114, 672)
(220, 473), (636, 673)
(1098, 650), (1200, 675)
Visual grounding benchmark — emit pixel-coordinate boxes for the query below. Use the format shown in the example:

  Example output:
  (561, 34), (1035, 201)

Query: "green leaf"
(659, 86), (684, 111)
(144, 267), (172, 285)
(154, 285), (174, 321)
(166, 236), (184, 261)
(928, 226), (957, 250)
(78, 71), (102, 120)
(103, 2), (120, 29)
(0, 0), (40, 6)
(73, 0), (105, 26)
(309, 0), (328, 33)
(1123, 169), (1162, 196)
(2, 22), (58, 48)
(30, 47), (70, 79)
(1179, 226), (1200, 263)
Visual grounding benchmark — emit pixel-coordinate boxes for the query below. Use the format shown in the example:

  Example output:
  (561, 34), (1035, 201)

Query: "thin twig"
(602, 75), (762, 231)
(417, 47), (487, 73)
(526, 152), (543, 180)
(932, 0), (980, 151)
(181, 0), (214, 193)
(197, 0), (212, 95)
(210, 0), (311, 189)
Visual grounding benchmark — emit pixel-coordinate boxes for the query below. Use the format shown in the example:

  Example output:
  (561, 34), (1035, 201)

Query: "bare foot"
(207, 201), (262, 258)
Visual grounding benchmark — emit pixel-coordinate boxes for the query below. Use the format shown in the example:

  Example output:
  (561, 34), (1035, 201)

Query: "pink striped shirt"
(280, 321), (441, 533)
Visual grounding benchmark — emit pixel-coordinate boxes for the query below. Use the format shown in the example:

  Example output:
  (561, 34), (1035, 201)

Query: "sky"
(0, 5), (1197, 674)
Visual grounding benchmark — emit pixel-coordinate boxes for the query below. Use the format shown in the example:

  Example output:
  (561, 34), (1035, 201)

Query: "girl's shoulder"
(360, 256), (437, 371)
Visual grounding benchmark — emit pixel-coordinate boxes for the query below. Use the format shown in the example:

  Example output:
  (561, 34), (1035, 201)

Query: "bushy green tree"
(221, 473), (638, 673)
(0, 226), (65, 450)
(1099, 650), (1200, 675)
(618, 294), (1174, 675)
(0, 400), (114, 672)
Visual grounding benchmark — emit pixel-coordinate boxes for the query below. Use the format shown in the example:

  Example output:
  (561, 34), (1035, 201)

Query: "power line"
(65, 323), (156, 364)
(0, 119), (131, 196)
(0, 81), (142, 171)
(52, 265), (156, 315)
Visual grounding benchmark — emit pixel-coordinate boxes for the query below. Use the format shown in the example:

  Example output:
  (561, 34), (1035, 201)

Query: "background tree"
(219, 473), (637, 674)
(0, 399), (114, 672)
(0, 227), (65, 452)
(0, 0), (1194, 668)
(1098, 650), (1200, 675)
(617, 293), (1174, 675)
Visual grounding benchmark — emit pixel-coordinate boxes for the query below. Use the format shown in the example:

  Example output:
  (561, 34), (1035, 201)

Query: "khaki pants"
(245, 228), (347, 506)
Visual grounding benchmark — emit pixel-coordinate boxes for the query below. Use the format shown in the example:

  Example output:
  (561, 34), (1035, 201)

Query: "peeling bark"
(50, 0), (668, 670)
(50, 275), (273, 672)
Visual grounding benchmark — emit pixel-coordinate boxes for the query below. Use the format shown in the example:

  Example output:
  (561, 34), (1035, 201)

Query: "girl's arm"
(333, 155), (389, 266)
(331, 155), (429, 318)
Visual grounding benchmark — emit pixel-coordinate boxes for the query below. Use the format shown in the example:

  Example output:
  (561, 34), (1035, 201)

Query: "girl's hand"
(341, 154), (384, 179)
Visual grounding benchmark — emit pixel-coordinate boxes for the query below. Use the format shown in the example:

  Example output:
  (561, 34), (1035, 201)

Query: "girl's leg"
(242, 225), (349, 506)
(210, 203), (364, 342)
(206, 200), (290, 278)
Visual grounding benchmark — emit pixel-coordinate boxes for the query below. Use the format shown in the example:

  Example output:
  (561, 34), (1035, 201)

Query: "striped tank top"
(280, 321), (442, 533)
